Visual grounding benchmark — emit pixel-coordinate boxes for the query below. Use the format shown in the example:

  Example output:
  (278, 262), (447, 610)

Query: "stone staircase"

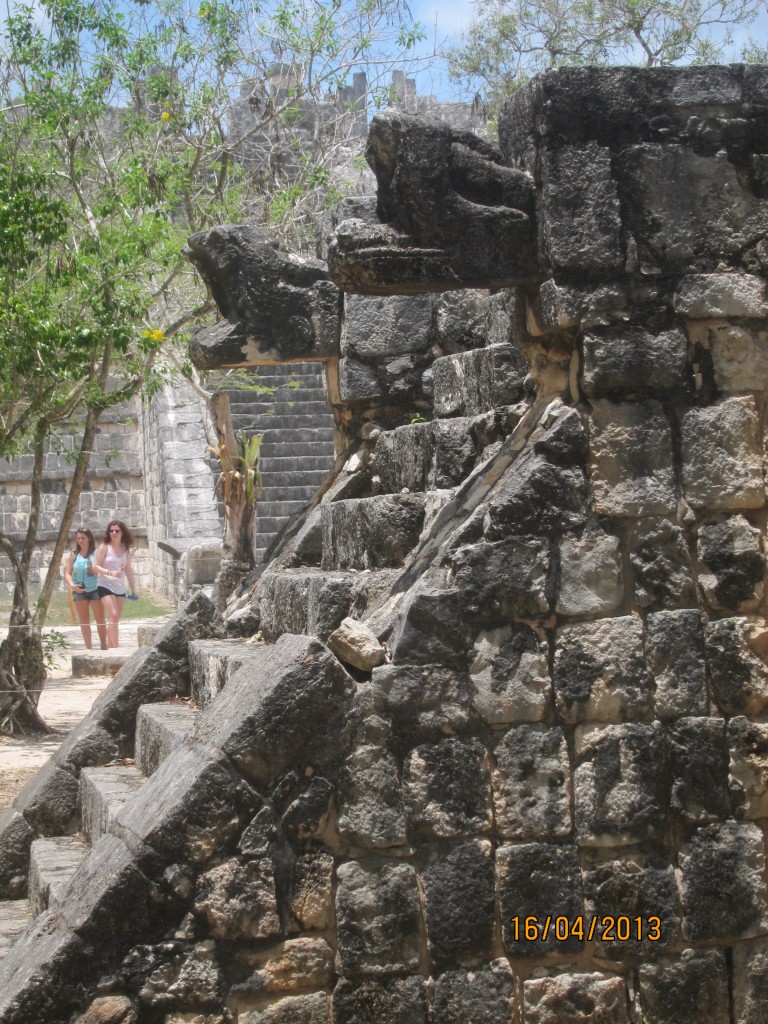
(0, 346), (539, 1013)
(223, 363), (336, 563)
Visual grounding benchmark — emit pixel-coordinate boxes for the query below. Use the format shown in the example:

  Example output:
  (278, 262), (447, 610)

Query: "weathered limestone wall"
(139, 379), (223, 602)
(0, 397), (151, 594)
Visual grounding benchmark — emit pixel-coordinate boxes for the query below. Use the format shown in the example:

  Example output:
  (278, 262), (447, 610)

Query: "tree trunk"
(34, 405), (102, 626)
(0, 535), (50, 734)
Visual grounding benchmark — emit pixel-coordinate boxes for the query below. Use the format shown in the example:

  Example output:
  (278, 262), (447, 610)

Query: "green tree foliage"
(0, 0), (426, 727)
(448, 0), (761, 115)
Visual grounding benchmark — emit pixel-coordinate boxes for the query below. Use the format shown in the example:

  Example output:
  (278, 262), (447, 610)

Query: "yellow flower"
(161, 111), (171, 122)
(143, 328), (165, 343)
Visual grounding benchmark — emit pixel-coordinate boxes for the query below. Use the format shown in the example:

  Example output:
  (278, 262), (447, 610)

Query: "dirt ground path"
(0, 619), (168, 811)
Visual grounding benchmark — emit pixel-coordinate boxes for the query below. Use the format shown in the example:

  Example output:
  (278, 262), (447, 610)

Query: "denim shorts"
(73, 591), (100, 602)
(97, 586), (126, 600)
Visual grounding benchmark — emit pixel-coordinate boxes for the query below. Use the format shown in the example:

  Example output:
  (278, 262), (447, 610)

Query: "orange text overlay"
(509, 915), (662, 943)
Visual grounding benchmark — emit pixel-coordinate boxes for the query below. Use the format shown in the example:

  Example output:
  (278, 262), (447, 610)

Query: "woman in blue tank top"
(64, 528), (107, 649)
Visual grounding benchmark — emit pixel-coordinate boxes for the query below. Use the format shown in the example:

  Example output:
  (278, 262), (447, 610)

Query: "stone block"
(335, 859), (422, 975)
(582, 326), (690, 398)
(195, 857), (280, 941)
(135, 703), (199, 776)
(589, 400), (675, 516)
(188, 639), (252, 709)
(388, 583), (472, 669)
(332, 976), (428, 1024)
(239, 993), (329, 1024)
(646, 610), (709, 720)
(705, 617), (768, 716)
(0, 808), (34, 899)
(534, 280), (628, 331)
(432, 344), (527, 418)
(375, 423), (431, 493)
(58, 833), (162, 946)
(556, 527), (623, 617)
(637, 949), (729, 1024)
(431, 418), (478, 488)
(80, 765), (145, 845)
(451, 536), (552, 621)
(402, 737), (492, 840)
(371, 663), (471, 735)
(583, 853), (680, 958)
(281, 775), (335, 843)
(680, 821), (768, 942)
(321, 494), (425, 570)
(619, 143), (766, 273)
(553, 617), (653, 725)
(539, 142), (623, 275)
(681, 396), (764, 510)
(338, 357), (383, 404)
(697, 514), (765, 613)
(668, 717), (729, 823)
(629, 517), (696, 611)
(201, 634), (355, 788)
(733, 939), (768, 1024)
(14, 758), (81, 837)
(114, 740), (256, 870)
(328, 617), (386, 671)
(709, 324), (768, 392)
(337, 744), (407, 850)
(258, 570), (357, 642)
(674, 272), (768, 317)
(434, 289), (489, 352)
(574, 723), (669, 846)
(342, 293), (434, 359)
(523, 974), (629, 1024)
(288, 851), (334, 932)
(728, 717), (768, 820)
(148, 593), (224, 663)
(432, 961), (517, 1024)
(29, 835), (87, 917)
(420, 839), (496, 965)
(497, 843), (584, 958)
(486, 455), (588, 539)
(492, 725), (571, 840)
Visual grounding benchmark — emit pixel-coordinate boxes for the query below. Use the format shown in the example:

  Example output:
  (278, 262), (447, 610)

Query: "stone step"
(71, 650), (129, 678)
(80, 765), (145, 845)
(261, 456), (334, 473)
(28, 836), (88, 917)
(259, 484), (326, 503)
(135, 703), (200, 776)
(231, 414), (334, 432)
(258, 427), (335, 443)
(228, 399), (331, 416)
(259, 567), (397, 642)
(321, 494), (427, 571)
(0, 901), (32, 960)
(257, 499), (310, 517)
(263, 441), (336, 458)
(188, 640), (254, 708)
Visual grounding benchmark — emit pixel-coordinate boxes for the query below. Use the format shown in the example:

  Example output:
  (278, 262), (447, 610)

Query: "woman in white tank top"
(93, 520), (139, 648)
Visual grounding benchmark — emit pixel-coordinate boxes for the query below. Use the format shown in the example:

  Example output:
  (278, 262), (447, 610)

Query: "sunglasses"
(109, 528), (122, 533)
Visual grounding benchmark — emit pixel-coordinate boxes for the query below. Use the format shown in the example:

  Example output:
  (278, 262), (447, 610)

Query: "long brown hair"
(72, 528), (96, 557)
(103, 520), (134, 549)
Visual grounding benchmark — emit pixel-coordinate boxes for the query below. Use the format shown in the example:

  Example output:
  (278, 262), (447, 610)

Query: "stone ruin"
(1, 63), (768, 1023)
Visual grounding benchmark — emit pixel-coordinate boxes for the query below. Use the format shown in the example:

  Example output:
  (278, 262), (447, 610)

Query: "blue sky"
(407, 0), (768, 102)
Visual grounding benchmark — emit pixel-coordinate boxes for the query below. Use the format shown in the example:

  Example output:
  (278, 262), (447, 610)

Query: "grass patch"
(0, 590), (175, 628)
